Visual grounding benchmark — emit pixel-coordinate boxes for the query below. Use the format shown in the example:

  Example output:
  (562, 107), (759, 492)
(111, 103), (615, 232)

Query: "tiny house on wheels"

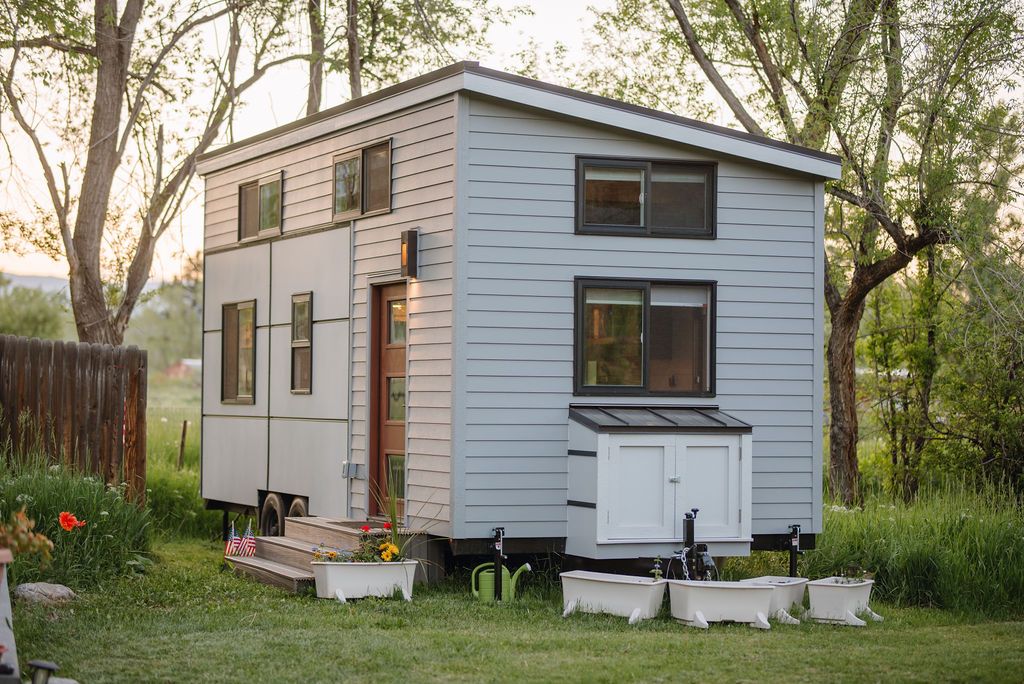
(197, 62), (840, 584)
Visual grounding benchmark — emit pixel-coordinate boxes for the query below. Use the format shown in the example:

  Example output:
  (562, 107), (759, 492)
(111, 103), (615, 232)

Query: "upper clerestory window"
(238, 172), (283, 241)
(576, 158), (716, 238)
(333, 140), (392, 222)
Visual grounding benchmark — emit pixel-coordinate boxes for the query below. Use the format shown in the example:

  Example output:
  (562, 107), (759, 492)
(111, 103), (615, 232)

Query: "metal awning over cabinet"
(569, 405), (752, 433)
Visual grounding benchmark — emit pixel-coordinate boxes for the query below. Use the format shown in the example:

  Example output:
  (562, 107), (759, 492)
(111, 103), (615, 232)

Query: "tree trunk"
(346, 0), (362, 98)
(828, 299), (867, 505)
(306, 0), (325, 116)
(69, 0), (143, 346)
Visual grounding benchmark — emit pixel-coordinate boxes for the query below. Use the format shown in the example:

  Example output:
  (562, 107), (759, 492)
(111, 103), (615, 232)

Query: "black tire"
(287, 496), (308, 519)
(260, 493), (285, 537)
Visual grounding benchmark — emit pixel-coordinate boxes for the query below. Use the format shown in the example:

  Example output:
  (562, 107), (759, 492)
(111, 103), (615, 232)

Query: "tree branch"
(664, 0), (765, 136)
(0, 34), (95, 56)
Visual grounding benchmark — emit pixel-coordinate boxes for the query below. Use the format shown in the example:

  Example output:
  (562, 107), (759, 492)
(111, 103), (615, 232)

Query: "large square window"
(577, 158), (715, 238)
(222, 300), (255, 403)
(575, 279), (714, 396)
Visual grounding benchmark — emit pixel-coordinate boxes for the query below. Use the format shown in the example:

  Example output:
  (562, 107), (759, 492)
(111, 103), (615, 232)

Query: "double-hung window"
(575, 278), (714, 396)
(291, 293), (312, 393)
(333, 140), (392, 221)
(576, 158), (715, 238)
(222, 301), (256, 403)
(238, 173), (283, 241)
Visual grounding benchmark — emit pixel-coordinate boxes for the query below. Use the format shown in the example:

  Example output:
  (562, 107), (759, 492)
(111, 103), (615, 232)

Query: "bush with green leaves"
(0, 458), (151, 589)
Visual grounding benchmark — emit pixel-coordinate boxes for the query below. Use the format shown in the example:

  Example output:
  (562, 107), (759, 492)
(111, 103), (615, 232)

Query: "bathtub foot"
(774, 609), (800, 625)
(562, 599), (578, 618)
(334, 589), (347, 604)
(750, 612), (771, 630)
(690, 611), (709, 629)
(843, 610), (867, 627)
(864, 606), (884, 622)
(628, 608), (643, 625)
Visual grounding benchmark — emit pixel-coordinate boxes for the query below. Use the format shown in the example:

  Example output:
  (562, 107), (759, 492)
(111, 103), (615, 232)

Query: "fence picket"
(0, 335), (147, 503)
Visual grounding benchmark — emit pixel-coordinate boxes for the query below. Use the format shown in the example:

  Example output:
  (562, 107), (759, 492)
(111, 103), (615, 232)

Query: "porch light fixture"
(401, 228), (419, 278)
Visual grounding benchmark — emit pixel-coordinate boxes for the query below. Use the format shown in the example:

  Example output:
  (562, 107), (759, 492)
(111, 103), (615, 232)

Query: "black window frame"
(221, 299), (256, 404)
(575, 156), (717, 239)
(573, 277), (716, 397)
(290, 292), (313, 394)
(238, 172), (284, 242)
(332, 138), (393, 222)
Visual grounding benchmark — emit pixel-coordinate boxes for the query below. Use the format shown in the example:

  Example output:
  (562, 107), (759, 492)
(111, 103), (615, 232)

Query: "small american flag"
(238, 522), (257, 557)
(224, 522), (241, 557)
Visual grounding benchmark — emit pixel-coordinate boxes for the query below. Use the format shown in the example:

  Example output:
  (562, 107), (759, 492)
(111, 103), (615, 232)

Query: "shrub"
(804, 482), (1024, 615)
(0, 459), (152, 589)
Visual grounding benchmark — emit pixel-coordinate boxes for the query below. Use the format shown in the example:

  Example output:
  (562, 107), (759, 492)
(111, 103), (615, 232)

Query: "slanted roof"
(569, 405), (752, 434)
(197, 62), (842, 180)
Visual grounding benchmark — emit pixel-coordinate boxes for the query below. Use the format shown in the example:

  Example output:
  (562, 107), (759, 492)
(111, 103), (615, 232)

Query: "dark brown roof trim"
(198, 60), (840, 169)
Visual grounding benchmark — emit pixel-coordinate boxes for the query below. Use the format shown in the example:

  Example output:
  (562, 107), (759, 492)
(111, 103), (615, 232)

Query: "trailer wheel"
(287, 496), (308, 519)
(260, 493), (285, 537)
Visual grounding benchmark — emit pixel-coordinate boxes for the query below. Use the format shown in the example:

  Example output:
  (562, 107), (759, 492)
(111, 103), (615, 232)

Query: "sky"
(0, 0), (613, 281)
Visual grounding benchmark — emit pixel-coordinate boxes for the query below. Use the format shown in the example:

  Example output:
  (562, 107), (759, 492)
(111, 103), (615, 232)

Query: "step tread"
(227, 555), (314, 580)
(260, 535), (320, 552)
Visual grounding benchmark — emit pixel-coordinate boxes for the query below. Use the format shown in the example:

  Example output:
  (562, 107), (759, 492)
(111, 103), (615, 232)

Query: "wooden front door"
(371, 283), (407, 516)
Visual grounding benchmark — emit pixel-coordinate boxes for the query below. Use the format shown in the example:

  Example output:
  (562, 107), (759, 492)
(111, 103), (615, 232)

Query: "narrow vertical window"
(222, 300), (256, 403)
(258, 176), (282, 232)
(581, 286), (644, 387)
(333, 155), (360, 218)
(238, 182), (259, 240)
(362, 141), (391, 213)
(648, 285), (710, 393)
(291, 293), (312, 393)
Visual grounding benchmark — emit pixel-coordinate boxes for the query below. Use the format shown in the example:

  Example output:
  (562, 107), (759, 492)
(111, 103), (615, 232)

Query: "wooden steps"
(226, 556), (315, 593)
(227, 516), (445, 592)
(226, 516), (371, 594)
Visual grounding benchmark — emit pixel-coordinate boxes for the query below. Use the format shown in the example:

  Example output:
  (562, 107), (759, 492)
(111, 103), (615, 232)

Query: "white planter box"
(806, 577), (883, 626)
(740, 576), (808, 624)
(667, 580), (774, 629)
(560, 570), (666, 624)
(311, 561), (418, 602)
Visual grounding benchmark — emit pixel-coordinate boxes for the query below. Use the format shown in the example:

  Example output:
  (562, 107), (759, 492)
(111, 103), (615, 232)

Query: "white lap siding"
(451, 96), (823, 540)
(201, 97), (456, 532)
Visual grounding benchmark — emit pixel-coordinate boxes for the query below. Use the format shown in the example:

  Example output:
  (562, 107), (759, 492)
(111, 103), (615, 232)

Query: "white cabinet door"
(677, 434), (742, 539)
(598, 434), (676, 541)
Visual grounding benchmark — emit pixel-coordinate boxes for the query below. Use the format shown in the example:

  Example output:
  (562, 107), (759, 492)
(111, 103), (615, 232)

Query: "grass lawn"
(13, 540), (1024, 683)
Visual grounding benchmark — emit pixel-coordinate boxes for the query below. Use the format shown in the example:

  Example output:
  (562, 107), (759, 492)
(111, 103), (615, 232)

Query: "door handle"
(668, 476), (680, 483)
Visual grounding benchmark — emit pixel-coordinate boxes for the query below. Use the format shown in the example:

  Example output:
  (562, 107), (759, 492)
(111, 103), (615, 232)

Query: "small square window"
(239, 173), (282, 241)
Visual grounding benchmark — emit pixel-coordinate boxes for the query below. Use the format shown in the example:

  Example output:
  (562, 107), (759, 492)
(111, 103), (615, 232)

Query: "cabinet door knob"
(668, 476), (680, 483)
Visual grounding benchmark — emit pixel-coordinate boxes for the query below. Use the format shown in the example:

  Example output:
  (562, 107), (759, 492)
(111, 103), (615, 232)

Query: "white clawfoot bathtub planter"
(560, 570), (666, 624)
(667, 580), (774, 630)
(311, 561), (417, 602)
(740, 576), (808, 624)
(807, 577), (883, 626)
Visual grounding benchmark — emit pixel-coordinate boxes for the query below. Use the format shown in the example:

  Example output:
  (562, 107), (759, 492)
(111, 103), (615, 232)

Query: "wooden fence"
(0, 335), (148, 503)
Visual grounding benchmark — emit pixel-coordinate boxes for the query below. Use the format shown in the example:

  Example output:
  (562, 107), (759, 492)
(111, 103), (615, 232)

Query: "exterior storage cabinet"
(566, 406), (753, 559)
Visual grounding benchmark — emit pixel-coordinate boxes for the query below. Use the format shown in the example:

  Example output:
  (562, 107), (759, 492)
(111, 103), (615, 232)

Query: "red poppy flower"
(360, 525), (371, 533)
(383, 522), (392, 530)
(59, 511), (86, 532)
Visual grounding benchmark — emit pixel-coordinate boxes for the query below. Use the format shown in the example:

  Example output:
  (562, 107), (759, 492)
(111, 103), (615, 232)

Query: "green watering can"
(471, 561), (532, 602)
